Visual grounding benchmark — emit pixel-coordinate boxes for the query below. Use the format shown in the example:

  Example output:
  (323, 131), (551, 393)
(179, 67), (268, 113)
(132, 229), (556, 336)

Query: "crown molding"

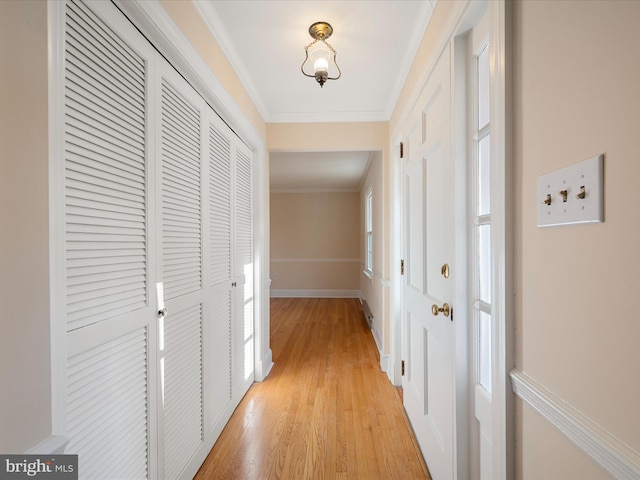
(384, 0), (437, 119)
(268, 110), (389, 124)
(192, 0), (270, 122)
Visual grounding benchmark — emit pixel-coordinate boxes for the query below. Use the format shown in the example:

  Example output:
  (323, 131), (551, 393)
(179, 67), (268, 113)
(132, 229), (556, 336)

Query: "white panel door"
(157, 61), (207, 480)
(402, 45), (455, 480)
(61, 1), (158, 478)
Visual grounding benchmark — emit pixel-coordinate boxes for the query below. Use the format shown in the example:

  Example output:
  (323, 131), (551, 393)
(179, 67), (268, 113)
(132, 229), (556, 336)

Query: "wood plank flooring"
(195, 298), (431, 479)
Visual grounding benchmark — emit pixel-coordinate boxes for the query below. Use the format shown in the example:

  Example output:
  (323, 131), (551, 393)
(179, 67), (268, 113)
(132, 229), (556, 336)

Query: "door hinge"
(400, 259), (405, 275)
(401, 360), (405, 376)
(400, 141), (404, 159)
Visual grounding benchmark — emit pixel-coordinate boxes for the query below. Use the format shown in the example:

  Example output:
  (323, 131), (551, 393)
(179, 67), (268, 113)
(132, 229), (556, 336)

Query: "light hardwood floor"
(195, 297), (431, 479)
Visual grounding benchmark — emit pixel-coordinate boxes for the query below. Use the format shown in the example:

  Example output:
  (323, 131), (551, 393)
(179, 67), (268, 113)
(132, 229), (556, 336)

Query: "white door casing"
(402, 43), (455, 480)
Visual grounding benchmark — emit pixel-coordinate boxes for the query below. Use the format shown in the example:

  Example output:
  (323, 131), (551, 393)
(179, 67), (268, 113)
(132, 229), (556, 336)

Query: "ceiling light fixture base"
(308, 22), (333, 41)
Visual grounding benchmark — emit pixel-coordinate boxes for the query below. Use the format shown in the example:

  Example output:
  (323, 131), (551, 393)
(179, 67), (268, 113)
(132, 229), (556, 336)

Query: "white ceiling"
(194, 0), (436, 189)
(195, 0), (436, 123)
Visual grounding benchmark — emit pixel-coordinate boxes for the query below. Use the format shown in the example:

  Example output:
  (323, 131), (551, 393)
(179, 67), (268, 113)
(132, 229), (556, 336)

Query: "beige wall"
(0, 0), (51, 452)
(268, 122), (388, 156)
(270, 192), (360, 292)
(515, 0), (640, 476)
(517, 402), (610, 479)
(161, 0), (266, 141)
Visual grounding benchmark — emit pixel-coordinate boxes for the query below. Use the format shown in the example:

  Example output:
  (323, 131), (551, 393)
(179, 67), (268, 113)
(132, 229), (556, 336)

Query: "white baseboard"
(259, 348), (274, 380)
(372, 323), (382, 350)
(25, 436), (69, 454)
(270, 289), (361, 298)
(380, 354), (391, 374)
(511, 369), (640, 479)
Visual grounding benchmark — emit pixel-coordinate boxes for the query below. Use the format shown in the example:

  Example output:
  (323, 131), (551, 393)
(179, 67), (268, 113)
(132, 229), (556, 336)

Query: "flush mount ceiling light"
(301, 21), (341, 88)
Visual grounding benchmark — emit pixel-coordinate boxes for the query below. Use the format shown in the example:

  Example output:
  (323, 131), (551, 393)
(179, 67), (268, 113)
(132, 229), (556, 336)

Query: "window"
(365, 188), (373, 273)
(473, 43), (492, 392)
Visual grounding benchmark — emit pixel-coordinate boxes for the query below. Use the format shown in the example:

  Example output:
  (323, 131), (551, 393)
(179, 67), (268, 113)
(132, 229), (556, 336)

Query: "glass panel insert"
(478, 224), (491, 304)
(479, 310), (492, 391)
(478, 134), (491, 216)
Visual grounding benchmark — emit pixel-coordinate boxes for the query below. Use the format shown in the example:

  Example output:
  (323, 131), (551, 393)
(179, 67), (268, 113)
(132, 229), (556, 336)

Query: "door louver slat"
(64, 0), (147, 333)
(209, 123), (232, 286)
(161, 79), (202, 301)
(67, 1), (144, 72)
(210, 291), (232, 427)
(235, 149), (253, 273)
(234, 147), (254, 381)
(164, 304), (203, 480)
(66, 327), (149, 479)
(64, 135), (145, 178)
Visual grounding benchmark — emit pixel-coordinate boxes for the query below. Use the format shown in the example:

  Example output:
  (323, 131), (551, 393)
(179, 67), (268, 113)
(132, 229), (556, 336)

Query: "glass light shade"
(301, 25), (341, 88)
(308, 40), (331, 74)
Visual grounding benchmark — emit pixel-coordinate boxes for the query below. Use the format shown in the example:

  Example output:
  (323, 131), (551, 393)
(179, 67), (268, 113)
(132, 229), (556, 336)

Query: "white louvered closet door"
(156, 62), (208, 480)
(61, 1), (158, 479)
(233, 143), (255, 393)
(204, 112), (234, 441)
(56, 2), (257, 479)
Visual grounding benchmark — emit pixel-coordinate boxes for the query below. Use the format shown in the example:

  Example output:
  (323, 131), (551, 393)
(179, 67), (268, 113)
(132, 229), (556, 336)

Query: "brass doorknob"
(431, 303), (450, 317)
(441, 263), (450, 278)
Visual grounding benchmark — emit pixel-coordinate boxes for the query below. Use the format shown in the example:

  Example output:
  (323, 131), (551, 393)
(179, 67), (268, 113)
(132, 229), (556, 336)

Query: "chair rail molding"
(511, 369), (640, 480)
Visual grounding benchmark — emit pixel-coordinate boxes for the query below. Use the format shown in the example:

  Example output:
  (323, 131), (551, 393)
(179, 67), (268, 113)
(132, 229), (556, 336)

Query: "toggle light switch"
(537, 154), (604, 227)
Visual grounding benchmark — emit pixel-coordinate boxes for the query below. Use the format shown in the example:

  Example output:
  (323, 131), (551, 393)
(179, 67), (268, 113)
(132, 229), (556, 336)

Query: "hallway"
(195, 298), (430, 479)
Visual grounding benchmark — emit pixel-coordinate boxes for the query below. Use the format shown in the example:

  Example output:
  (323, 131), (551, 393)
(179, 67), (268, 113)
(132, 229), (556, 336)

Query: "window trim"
(364, 186), (373, 275)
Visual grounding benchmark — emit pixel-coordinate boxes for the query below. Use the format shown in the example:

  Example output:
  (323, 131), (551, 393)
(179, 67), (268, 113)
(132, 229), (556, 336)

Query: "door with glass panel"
(470, 20), (493, 479)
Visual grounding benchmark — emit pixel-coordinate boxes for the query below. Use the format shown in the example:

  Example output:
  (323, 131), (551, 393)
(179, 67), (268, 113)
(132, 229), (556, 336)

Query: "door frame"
(390, 0), (513, 477)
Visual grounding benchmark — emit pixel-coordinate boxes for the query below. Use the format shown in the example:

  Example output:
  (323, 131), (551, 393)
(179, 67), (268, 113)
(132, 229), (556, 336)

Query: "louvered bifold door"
(233, 142), (255, 396)
(61, 1), (158, 479)
(157, 60), (208, 480)
(203, 110), (234, 442)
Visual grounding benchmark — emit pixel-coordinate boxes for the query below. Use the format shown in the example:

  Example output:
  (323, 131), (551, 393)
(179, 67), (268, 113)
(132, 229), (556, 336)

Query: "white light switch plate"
(537, 154), (604, 227)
